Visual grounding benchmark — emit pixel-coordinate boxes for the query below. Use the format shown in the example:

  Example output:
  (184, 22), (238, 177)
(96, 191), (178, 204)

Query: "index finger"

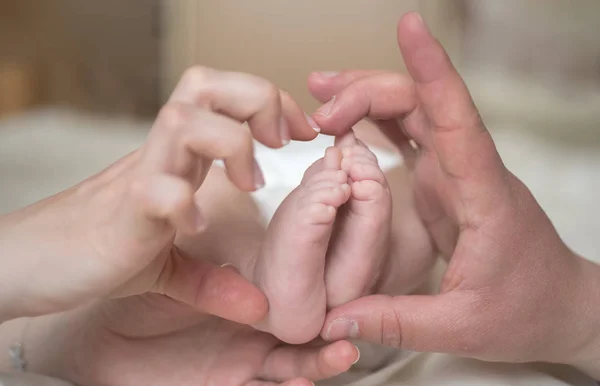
(170, 67), (317, 147)
(308, 70), (385, 103)
(311, 72), (417, 137)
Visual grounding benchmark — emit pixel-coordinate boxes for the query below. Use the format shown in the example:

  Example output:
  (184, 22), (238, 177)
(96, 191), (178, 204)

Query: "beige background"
(161, 0), (461, 110)
(0, 0), (160, 117)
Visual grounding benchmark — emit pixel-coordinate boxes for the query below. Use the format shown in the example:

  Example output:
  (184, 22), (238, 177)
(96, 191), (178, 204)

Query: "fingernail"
(254, 160), (266, 190)
(414, 12), (423, 24)
(412, 12), (429, 32)
(352, 345), (361, 365)
(220, 263), (240, 274)
(304, 113), (321, 133)
(324, 318), (359, 340)
(280, 116), (290, 146)
(318, 71), (340, 78)
(316, 96), (336, 117)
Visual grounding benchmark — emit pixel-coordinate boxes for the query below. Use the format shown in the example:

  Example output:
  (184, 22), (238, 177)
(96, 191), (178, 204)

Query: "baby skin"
(253, 131), (392, 344)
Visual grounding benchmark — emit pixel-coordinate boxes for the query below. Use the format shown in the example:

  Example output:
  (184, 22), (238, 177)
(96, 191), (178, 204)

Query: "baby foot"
(252, 147), (351, 344)
(325, 131), (392, 308)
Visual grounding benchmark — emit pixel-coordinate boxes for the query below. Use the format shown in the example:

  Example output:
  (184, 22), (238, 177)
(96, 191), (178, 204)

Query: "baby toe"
(315, 184), (350, 206)
(323, 146), (343, 170)
(304, 203), (338, 225)
(351, 179), (388, 202)
(347, 161), (387, 186)
(303, 169), (348, 186)
(297, 183), (350, 226)
(342, 144), (379, 164)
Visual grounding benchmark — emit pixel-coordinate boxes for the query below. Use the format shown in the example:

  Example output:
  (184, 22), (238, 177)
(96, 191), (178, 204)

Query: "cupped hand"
(35, 294), (358, 386)
(0, 67), (317, 323)
(308, 12), (600, 367)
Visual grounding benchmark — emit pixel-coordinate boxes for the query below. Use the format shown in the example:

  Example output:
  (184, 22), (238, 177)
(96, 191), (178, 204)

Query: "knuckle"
(279, 88), (291, 101)
(380, 308), (403, 348)
(128, 177), (153, 208)
(179, 66), (219, 109)
(157, 103), (191, 133)
(129, 177), (149, 200)
(170, 190), (194, 215)
(128, 176), (192, 217)
(256, 79), (281, 106)
(222, 130), (253, 158)
(181, 65), (214, 86)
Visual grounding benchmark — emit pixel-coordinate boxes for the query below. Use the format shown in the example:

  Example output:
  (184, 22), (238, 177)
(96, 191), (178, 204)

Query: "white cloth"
(250, 134), (401, 222)
(320, 351), (597, 386)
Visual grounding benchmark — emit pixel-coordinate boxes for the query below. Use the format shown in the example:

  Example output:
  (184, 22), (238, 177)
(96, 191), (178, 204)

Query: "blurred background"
(0, 0), (599, 259)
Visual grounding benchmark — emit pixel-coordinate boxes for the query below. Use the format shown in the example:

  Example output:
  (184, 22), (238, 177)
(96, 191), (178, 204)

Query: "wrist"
(36, 303), (130, 386)
(0, 317), (27, 372)
(27, 307), (98, 384)
(0, 308), (91, 381)
(0, 216), (20, 324)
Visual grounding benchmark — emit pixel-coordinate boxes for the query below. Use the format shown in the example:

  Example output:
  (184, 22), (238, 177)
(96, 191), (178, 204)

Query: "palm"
(71, 294), (354, 386)
(411, 143), (459, 258)
(79, 296), (275, 385)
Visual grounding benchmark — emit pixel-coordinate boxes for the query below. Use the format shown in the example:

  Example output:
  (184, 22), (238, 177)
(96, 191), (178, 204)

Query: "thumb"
(321, 293), (475, 354)
(155, 250), (269, 325)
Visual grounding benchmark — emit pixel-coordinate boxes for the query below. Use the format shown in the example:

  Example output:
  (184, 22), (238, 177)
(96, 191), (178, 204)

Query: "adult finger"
(321, 293), (479, 356)
(397, 12), (504, 181)
(169, 66), (317, 147)
(280, 90), (321, 140)
(259, 340), (358, 382)
(309, 70), (421, 164)
(141, 103), (263, 192)
(156, 251), (269, 325)
(311, 72), (418, 138)
(307, 70), (385, 103)
(132, 174), (203, 235)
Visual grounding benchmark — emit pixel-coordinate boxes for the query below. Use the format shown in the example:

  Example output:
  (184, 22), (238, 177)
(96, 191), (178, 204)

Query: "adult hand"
(0, 67), (317, 323)
(308, 12), (600, 371)
(19, 294), (358, 386)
